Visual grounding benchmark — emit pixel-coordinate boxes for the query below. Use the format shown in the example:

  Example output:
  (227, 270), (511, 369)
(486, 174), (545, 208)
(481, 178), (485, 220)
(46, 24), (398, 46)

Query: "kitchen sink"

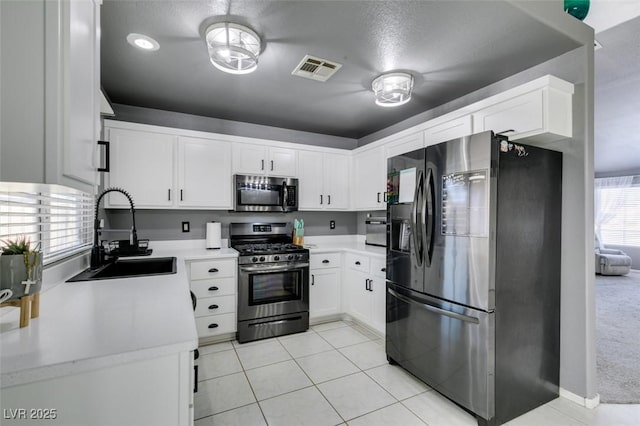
(67, 257), (177, 282)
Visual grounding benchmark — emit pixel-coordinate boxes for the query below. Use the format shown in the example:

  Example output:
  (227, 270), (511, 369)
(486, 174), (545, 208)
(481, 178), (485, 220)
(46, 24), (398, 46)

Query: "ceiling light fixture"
(126, 33), (160, 51)
(371, 72), (414, 107)
(205, 22), (261, 75)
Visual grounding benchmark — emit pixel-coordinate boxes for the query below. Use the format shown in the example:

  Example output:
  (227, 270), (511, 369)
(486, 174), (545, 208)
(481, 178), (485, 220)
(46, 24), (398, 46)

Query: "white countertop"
(0, 240), (237, 388)
(0, 236), (382, 388)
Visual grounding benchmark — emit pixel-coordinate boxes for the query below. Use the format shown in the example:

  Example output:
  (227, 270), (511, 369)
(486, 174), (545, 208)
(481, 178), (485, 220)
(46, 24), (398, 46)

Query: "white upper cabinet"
(298, 151), (350, 210)
(0, 0), (100, 194)
(385, 132), (424, 159)
(107, 128), (176, 208)
(424, 115), (473, 146)
(106, 126), (233, 210)
(232, 144), (297, 177)
(472, 78), (573, 143)
(353, 146), (387, 210)
(178, 137), (232, 209)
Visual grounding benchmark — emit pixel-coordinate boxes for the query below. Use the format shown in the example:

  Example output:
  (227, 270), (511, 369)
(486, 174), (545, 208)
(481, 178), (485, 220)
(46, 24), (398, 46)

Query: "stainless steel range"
(230, 223), (309, 343)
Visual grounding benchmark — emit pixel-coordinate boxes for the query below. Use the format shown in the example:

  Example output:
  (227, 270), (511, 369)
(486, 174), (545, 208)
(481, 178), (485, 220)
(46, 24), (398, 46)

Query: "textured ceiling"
(593, 16), (640, 175)
(101, 1), (580, 140)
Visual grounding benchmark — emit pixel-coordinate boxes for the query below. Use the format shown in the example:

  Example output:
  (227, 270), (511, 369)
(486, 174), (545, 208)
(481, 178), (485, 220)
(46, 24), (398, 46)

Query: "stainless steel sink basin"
(67, 257), (177, 282)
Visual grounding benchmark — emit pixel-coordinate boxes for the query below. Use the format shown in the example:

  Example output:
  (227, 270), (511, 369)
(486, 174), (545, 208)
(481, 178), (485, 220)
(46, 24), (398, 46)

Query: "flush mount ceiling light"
(371, 72), (414, 107)
(205, 22), (261, 75)
(126, 33), (160, 51)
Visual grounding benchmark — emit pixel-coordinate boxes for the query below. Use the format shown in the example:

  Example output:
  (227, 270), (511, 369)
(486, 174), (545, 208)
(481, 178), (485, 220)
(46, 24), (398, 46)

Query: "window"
(596, 177), (640, 247)
(0, 183), (94, 264)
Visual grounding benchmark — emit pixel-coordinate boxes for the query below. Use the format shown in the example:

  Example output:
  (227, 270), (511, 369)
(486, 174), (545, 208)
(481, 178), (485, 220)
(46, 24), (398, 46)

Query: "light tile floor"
(195, 320), (640, 426)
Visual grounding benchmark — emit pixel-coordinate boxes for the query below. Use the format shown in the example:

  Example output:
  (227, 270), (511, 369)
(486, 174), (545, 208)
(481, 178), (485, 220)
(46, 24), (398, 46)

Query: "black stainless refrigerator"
(386, 131), (562, 426)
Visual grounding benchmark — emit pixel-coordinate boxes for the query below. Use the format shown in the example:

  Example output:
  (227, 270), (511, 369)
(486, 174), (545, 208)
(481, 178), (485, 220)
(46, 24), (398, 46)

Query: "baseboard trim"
(559, 388), (600, 409)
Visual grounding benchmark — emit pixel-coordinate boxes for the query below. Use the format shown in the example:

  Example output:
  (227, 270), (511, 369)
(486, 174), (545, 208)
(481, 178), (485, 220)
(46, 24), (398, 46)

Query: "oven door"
(238, 262), (309, 321)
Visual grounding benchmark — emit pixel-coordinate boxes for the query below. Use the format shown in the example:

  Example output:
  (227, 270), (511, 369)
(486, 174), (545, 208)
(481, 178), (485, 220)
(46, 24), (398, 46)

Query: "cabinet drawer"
(190, 277), (236, 299)
(195, 313), (236, 337)
(345, 253), (370, 273)
(370, 256), (387, 279)
(190, 258), (236, 280)
(195, 295), (236, 318)
(310, 253), (342, 269)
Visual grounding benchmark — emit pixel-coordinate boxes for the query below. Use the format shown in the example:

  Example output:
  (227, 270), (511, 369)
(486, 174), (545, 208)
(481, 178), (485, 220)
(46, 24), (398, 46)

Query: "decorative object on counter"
(293, 218), (304, 246)
(564, 0), (590, 21)
(371, 72), (414, 107)
(0, 236), (43, 327)
(206, 222), (222, 249)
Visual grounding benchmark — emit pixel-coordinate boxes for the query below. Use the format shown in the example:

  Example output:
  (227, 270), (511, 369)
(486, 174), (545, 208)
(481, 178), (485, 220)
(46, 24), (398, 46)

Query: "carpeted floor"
(596, 269), (640, 403)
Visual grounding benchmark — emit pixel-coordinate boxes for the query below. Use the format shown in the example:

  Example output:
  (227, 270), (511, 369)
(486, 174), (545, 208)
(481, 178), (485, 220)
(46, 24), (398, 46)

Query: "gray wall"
(111, 104), (358, 150)
(0, 1), (46, 182)
(105, 210), (357, 242)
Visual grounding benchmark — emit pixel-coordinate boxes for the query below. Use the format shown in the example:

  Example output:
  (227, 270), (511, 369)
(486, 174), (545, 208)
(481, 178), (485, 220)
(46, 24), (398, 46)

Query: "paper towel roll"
(206, 222), (222, 249)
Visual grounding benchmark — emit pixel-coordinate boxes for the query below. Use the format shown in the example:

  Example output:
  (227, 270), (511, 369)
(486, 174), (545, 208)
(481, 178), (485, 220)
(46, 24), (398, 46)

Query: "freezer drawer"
(386, 283), (494, 421)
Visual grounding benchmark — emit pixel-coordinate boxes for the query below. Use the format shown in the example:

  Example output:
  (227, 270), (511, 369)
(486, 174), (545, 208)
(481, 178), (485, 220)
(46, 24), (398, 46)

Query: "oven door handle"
(240, 262), (309, 273)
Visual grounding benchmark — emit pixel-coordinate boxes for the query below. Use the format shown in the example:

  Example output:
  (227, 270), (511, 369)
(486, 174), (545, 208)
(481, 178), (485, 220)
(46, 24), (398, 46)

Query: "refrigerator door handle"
(423, 168), (435, 266)
(411, 170), (424, 266)
(388, 288), (480, 324)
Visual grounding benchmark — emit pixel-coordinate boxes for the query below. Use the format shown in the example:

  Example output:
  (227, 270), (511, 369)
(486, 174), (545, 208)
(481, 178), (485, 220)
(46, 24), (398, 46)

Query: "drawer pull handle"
(208, 268), (219, 273)
(322, 259), (330, 264)
(381, 267), (386, 272)
(209, 304), (219, 310)
(355, 261), (361, 265)
(208, 286), (219, 291)
(208, 323), (219, 329)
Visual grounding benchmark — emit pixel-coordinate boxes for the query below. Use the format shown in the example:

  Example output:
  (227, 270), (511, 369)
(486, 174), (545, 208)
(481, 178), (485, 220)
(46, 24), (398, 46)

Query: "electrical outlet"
(330, 220), (335, 229)
(182, 221), (190, 232)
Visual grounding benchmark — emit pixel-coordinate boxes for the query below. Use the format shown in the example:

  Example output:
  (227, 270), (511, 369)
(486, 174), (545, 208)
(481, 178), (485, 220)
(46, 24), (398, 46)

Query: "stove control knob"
(287, 254), (294, 261)
(259, 256), (266, 262)
(274, 255), (280, 261)
(252, 256), (258, 262)
(296, 254), (304, 260)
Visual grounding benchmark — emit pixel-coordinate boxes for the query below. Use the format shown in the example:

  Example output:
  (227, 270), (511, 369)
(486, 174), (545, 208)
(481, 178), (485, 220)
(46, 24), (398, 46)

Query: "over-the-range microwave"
(234, 174), (298, 213)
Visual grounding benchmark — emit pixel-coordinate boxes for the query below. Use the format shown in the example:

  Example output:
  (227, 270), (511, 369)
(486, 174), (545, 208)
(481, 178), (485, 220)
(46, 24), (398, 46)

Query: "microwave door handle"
(282, 181), (288, 211)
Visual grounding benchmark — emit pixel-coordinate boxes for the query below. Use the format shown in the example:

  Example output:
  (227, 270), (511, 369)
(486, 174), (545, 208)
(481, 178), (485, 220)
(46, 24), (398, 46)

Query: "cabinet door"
(310, 268), (341, 319)
(323, 153), (350, 210)
(64, 0), (99, 187)
(269, 147), (297, 177)
(346, 269), (371, 324)
(232, 143), (267, 175)
(108, 128), (175, 207)
(424, 115), (472, 146)
(473, 90), (543, 140)
(368, 276), (386, 334)
(354, 147), (386, 210)
(298, 151), (324, 209)
(385, 132), (424, 159)
(178, 137), (232, 209)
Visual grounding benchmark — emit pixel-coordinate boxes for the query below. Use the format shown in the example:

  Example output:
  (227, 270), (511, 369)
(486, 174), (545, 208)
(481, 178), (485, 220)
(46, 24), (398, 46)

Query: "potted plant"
(0, 237), (42, 301)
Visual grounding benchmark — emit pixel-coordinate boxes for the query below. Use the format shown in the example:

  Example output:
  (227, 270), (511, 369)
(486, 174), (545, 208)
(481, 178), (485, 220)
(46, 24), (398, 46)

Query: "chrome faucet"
(90, 187), (138, 270)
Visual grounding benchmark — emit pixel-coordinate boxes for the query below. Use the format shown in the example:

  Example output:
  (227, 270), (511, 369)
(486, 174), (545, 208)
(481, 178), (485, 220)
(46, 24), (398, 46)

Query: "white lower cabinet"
(0, 352), (193, 426)
(309, 252), (342, 319)
(188, 257), (237, 342)
(344, 253), (387, 334)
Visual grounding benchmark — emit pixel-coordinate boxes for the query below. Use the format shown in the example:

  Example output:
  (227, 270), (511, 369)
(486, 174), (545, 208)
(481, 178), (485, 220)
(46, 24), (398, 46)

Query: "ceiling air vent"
(292, 55), (342, 82)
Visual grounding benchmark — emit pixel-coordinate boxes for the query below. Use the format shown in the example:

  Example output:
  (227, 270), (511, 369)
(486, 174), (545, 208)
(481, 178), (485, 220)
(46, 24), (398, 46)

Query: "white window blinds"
(597, 178), (640, 247)
(0, 183), (94, 264)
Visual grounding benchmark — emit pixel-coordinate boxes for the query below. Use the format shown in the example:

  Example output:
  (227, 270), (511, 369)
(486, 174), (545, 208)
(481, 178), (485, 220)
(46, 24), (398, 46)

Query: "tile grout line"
(232, 343), (271, 426)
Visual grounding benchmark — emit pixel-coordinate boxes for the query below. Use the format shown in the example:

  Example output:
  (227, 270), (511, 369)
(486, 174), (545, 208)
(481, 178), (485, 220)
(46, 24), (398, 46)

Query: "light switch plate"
(182, 221), (190, 232)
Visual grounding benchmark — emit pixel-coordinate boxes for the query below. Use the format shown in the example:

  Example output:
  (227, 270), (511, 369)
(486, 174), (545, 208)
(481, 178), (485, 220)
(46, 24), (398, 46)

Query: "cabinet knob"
(208, 304), (219, 310)
(381, 268), (386, 272)
(208, 323), (219, 329)
(355, 261), (361, 265)
(208, 286), (219, 291)
(208, 268), (219, 273)
(322, 259), (330, 264)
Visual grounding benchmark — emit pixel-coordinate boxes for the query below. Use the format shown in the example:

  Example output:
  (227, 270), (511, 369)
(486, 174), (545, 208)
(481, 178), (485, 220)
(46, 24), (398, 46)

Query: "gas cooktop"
(233, 243), (305, 256)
